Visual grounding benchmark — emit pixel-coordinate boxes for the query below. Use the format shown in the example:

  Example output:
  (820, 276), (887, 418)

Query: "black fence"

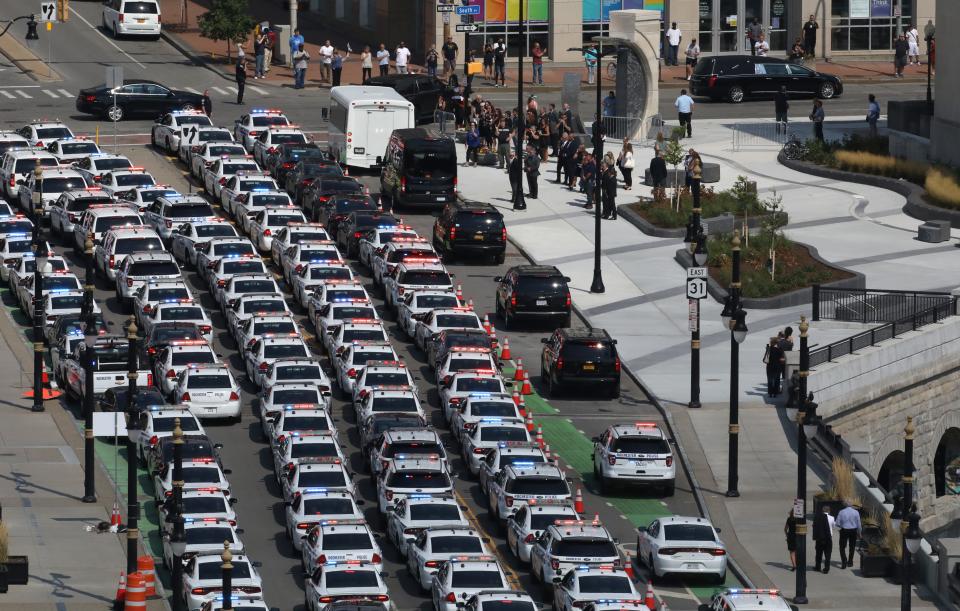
(812, 285), (956, 324)
(809, 298), (958, 367)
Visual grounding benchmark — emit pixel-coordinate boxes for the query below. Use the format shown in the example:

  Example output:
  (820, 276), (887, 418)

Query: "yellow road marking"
(452, 490), (522, 589)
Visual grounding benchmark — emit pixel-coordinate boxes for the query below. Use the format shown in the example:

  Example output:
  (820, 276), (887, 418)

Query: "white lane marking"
(225, 86), (239, 94)
(42, 90), (60, 98)
(249, 86), (268, 95)
(69, 8), (147, 70)
(0, 91), (16, 99)
(0, 85), (40, 88)
(57, 89), (73, 97)
(16, 90), (32, 98)
(210, 87), (229, 95)
(185, 87), (201, 94)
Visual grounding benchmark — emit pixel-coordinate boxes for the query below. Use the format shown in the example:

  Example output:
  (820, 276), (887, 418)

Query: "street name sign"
(437, 3), (455, 12)
(456, 24), (479, 32)
(456, 4), (481, 14)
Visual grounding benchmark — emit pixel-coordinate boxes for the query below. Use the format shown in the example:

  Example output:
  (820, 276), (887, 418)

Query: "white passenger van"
(327, 86), (414, 169)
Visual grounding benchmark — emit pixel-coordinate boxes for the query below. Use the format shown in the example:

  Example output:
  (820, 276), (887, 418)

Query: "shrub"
(833, 150), (928, 184)
(926, 169), (960, 210)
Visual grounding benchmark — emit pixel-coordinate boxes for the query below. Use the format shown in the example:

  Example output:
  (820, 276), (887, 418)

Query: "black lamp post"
(512, 0), (526, 212)
(125, 319), (140, 576)
(169, 418), (186, 611)
(903, 509), (922, 611)
(794, 327), (816, 607)
(900, 416), (916, 611)
(925, 34), (933, 114)
(683, 186), (708, 409)
(723, 233), (747, 497)
(31, 167), (45, 413)
(221, 541), (233, 611)
(0, 14), (39, 40)
(81, 337), (97, 503)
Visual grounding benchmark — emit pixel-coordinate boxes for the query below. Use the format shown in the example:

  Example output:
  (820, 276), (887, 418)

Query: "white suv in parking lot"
(102, 0), (162, 39)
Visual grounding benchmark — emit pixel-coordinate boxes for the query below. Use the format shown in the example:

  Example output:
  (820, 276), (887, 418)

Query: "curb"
(505, 234), (758, 591)
(618, 202), (772, 239)
(0, 31), (62, 82)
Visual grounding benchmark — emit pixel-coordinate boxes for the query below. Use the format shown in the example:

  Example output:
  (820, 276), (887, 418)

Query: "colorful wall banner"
(871, 0), (893, 17)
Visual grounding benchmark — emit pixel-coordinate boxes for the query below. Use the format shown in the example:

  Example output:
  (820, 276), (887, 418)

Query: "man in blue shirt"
(835, 501), (862, 569)
(288, 29), (304, 69)
(675, 89), (695, 138)
(867, 93), (881, 138)
(603, 91), (616, 117)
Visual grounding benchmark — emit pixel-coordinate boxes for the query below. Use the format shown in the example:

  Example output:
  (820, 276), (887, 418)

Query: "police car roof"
(505, 463), (564, 478)
(128, 250), (175, 260)
(464, 392), (512, 401)
(548, 523), (611, 538)
(384, 428), (438, 441)
(392, 457), (445, 471)
(610, 422), (666, 439)
(718, 589), (792, 610)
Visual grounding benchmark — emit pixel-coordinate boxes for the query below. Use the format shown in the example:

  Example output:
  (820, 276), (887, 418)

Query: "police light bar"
(251, 108), (284, 114)
(372, 385), (414, 393)
(498, 442), (540, 449)
(298, 457), (342, 465)
(394, 454), (441, 461)
(454, 347), (490, 354)
(459, 369), (496, 375)
(634, 422), (658, 428)
(283, 403), (326, 410)
(525, 498), (572, 506)
(727, 589), (781, 596)
(448, 555), (495, 563)
(318, 518), (366, 526)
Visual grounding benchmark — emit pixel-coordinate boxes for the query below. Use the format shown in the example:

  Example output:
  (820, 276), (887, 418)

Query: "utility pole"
(289, 0), (297, 40)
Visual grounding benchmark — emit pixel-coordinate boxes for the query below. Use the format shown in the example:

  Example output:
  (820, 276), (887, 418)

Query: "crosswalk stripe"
(225, 86), (238, 94)
(42, 89), (59, 98)
(57, 89), (73, 97)
(210, 86), (228, 95)
(16, 90), (31, 98)
(0, 91), (15, 99)
(249, 86), (268, 95)
(185, 87), (201, 94)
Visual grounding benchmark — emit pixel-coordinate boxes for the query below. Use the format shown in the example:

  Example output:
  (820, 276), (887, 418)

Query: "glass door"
(743, 0), (763, 53)
(717, 0), (739, 52)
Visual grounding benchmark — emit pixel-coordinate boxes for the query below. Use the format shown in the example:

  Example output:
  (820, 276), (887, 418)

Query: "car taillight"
(565, 293), (571, 308)
(658, 548), (679, 555)
(148, 347), (156, 355)
(166, 369), (177, 379)
(191, 587), (217, 595)
(258, 362), (269, 372)
(126, 278), (134, 287)
(614, 357), (621, 373)
(67, 213), (78, 222)
(294, 264), (303, 273)
(316, 554), (327, 565)
(229, 391), (239, 401)
(84, 95), (96, 103)
(403, 527), (423, 535)
(118, 13), (124, 21)
(181, 392), (191, 402)
(353, 231), (362, 238)
(149, 435), (159, 446)
(608, 454), (617, 465)
(400, 176), (406, 192)
(371, 553), (381, 563)
(424, 560), (440, 568)
(463, 422), (477, 432)
(472, 447), (487, 454)
(164, 489), (173, 497)
(108, 255), (115, 269)
(525, 533), (536, 543)
(397, 286), (405, 295)
(385, 490), (393, 501)
(3, 258), (16, 265)
(143, 305), (153, 314)
(709, 548), (727, 556)
(199, 325), (211, 334)
(446, 593), (456, 603)
(217, 279), (226, 287)
(165, 219), (173, 228)
(449, 226), (456, 241)
(380, 459), (389, 471)
(296, 522), (313, 530)
(267, 147), (277, 154)
(146, 374), (153, 386)
(510, 292), (517, 307)
(347, 368), (357, 378)
(550, 559), (560, 570)
(8, 177), (15, 187)
(262, 228), (271, 236)
(505, 496), (514, 507)
(248, 131), (259, 137)
(557, 357), (564, 370)
(218, 177), (227, 185)
(666, 456), (673, 467)
(282, 162), (295, 169)
(708, 75), (718, 88)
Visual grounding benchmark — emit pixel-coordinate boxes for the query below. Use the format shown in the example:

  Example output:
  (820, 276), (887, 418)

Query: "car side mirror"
(235, 528), (244, 534)
(493, 276), (502, 282)
(564, 276), (572, 282)
(229, 497), (238, 505)
(16, 179), (24, 186)
(356, 499), (365, 506)
(252, 561), (263, 568)
(540, 338), (548, 344)
(715, 528), (722, 534)
(222, 468), (232, 475)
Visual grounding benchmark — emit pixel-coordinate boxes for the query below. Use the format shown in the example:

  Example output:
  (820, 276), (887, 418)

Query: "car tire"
(112, 21), (119, 38)
(819, 82), (836, 99)
(728, 85), (745, 103)
(664, 482), (675, 497)
(650, 553), (662, 578)
(494, 251), (505, 265)
(165, 137), (172, 153)
(503, 308), (512, 330)
(608, 383), (620, 399)
(106, 104), (124, 122)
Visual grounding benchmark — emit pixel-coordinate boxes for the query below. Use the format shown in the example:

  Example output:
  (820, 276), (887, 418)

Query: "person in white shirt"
(754, 33), (770, 57)
(684, 39), (700, 80)
(674, 89), (695, 137)
(395, 42), (411, 74)
(906, 25), (920, 64)
(319, 40), (334, 82)
(665, 22), (682, 66)
(376, 43), (390, 77)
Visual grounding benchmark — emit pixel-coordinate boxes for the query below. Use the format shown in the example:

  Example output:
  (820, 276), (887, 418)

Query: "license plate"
(536, 299), (547, 306)
(473, 234), (484, 241)
(582, 363), (596, 371)
(436, 196), (445, 201)
(684, 563), (701, 570)
(632, 460), (650, 466)
(136, 18), (146, 22)
(354, 147), (365, 154)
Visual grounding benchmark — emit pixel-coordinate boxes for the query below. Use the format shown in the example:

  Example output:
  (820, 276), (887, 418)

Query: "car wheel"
(112, 21), (119, 38)
(608, 383), (620, 399)
(494, 251), (505, 265)
(664, 483), (675, 497)
(650, 554), (662, 578)
(503, 308), (512, 330)
(819, 82), (836, 99)
(716, 570), (727, 584)
(106, 105), (124, 121)
(728, 86), (745, 103)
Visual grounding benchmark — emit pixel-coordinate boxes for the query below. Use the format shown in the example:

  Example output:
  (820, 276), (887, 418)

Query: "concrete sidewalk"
(454, 117), (953, 608)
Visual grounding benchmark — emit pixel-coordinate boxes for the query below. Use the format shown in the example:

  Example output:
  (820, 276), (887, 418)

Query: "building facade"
(311, 0), (935, 64)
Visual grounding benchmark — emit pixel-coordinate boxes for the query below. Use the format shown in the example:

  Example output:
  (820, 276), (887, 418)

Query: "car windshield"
(208, 145), (245, 157)
(469, 401), (516, 417)
(65, 196), (113, 211)
(324, 570), (378, 588)
(176, 115), (211, 126)
(251, 116), (289, 127)
(95, 216), (141, 231)
(371, 417), (423, 434)
(351, 351), (394, 365)
(124, 2), (159, 13)
(181, 497), (227, 515)
(290, 442), (338, 459)
(198, 561), (250, 580)
(223, 260), (265, 274)
(251, 194), (290, 207)
(579, 575), (634, 594)
(505, 477), (568, 495)
(214, 242), (255, 257)
(36, 127), (73, 140)
(435, 315), (479, 328)
(170, 203), (214, 218)
(401, 270), (450, 286)
(562, 341), (616, 360)
(343, 329), (385, 342)
(161, 307), (203, 321)
(128, 261), (179, 276)
(151, 326), (201, 343)
(331, 306), (374, 320)
(332, 199), (375, 214)
(149, 287), (190, 301)
(25, 259), (68, 273)
(455, 212), (502, 232)
(273, 388), (320, 404)
(450, 570), (504, 589)
(276, 365), (323, 381)
(153, 416), (200, 432)
(282, 415), (330, 431)
(298, 471), (346, 488)
(663, 524), (717, 542)
(59, 142), (99, 155)
(271, 133), (306, 145)
(252, 321), (295, 334)
(194, 225), (236, 238)
(405, 148), (457, 177)
(264, 344), (307, 358)
(384, 441), (442, 457)
(322, 532), (373, 550)
(480, 427), (528, 442)
(198, 130), (231, 142)
(283, 147), (325, 161)
(172, 352), (215, 366)
(40, 177), (87, 192)
(181, 466), (220, 483)
(480, 602), (535, 611)
(455, 379), (502, 393)
(320, 181), (363, 195)
(95, 158), (132, 171)
(298, 249), (337, 262)
(235, 280), (275, 293)
(50, 295), (84, 309)
(409, 504), (460, 521)
(500, 454), (544, 469)
(386, 472), (450, 488)
(115, 237), (163, 254)
(303, 497), (354, 514)
(518, 276), (566, 292)
(289, 231), (327, 243)
(115, 174), (155, 187)
(553, 538), (617, 557)
(238, 180), (275, 191)
(531, 513), (575, 530)
(370, 397), (417, 413)
(364, 372), (408, 386)
(450, 359), (493, 372)
(611, 438), (670, 454)
(188, 374), (231, 389)
(5, 240), (32, 253)
(431, 536), (482, 554)
(44, 276), (81, 291)
(325, 289), (365, 301)
(185, 527), (233, 545)
(308, 267), (351, 281)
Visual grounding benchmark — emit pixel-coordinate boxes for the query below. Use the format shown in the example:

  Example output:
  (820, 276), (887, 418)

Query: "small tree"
(663, 138), (685, 212)
(198, 0), (255, 62)
(759, 190), (787, 279)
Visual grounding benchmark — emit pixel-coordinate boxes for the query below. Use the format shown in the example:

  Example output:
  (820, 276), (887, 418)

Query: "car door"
(759, 62), (790, 94)
(114, 84), (145, 113)
(103, 0), (120, 25)
(142, 84), (173, 114)
(786, 64), (820, 95)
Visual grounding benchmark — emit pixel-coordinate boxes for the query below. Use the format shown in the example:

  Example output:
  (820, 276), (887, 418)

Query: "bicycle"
(781, 133), (809, 160)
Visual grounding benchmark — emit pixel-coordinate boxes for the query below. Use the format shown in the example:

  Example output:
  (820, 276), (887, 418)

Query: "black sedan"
(690, 55), (842, 103)
(363, 74), (445, 125)
(76, 79), (212, 121)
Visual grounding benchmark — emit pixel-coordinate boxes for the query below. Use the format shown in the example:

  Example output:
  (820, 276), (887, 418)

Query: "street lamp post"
(221, 542), (233, 611)
(125, 319), (140, 575)
(925, 34), (933, 114)
(901, 416), (916, 611)
(683, 188), (707, 409)
(723, 233), (747, 497)
(82, 237), (96, 333)
(589, 23), (605, 294)
(903, 509), (922, 611)
(513, 0), (526, 211)
(793, 318), (813, 605)
(81, 337), (97, 503)
(169, 418), (186, 611)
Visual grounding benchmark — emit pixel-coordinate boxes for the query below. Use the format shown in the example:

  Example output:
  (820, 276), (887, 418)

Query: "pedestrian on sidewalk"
(582, 152), (597, 207)
(747, 19), (763, 56)
(601, 161), (618, 220)
(235, 57), (247, 105)
(907, 23), (921, 65)
(237, 41), (246, 62)
(684, 39), (700, 80)
(584, 44), (598, 84)
(465, 48), (478, 91)
(603, 91), (616, 117)
(537, 117), (550, 161)
(654, 131), (665, 157)
(264, 27), (275, 73)
(894, 34), (908, 78)
(465, 122), (481, 166)
(496, 119), (512, 170)
(293, 44), (310, 89)
(836, 501), (862, 569)
(764, 337), (785, 396)
(319, 40), (334, 82)
(395, 42), (411, 74)
(774, 86), (789, 135)
(377, 43), (390, 76)
(675, 89), (694, 138)
(754, 32), (770, 57)
(809, 99), (825, 142)
(665, 23), (681, 66)
(509, 152), (525, 210)
(556, 132), (571, 182)
(560, 102), (573, 135)
(331, 48), (348, 87)
(813, 504), (836, 573)
(789, 38), (806, 64)
(254, 31), (267, 78)
(360, 46), (373, 82)
(649, 150), (667, 201)
(688, 149), (702, 203)
(524, 144), (540, 199)
(568, 144), (585, 190)
(288, 29), (303, 68)
(867, 93), (881, 138)
(442, 37), (459, 78)
(617, 139), (634, 190)
(784, 511), (799, 571)
(803, 14), (819, 58)
(547, 104), (560, 156)
(531, 42), (545, 85)
(493, 39), (506, 87)
(483, 43), (494, 79)
(426, 45), (439, 78)
(779, 326), (794, 351)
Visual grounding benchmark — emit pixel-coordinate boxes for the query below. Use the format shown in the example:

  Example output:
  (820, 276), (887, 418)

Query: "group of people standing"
(786, 501), (863, 574)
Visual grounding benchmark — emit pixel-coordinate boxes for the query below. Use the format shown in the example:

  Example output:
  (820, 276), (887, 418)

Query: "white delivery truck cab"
(328, 86), (415, 169)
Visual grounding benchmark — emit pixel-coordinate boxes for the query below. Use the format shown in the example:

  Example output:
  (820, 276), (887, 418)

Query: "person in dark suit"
(524, 145), (540, 200)
(235, 58), (247, 105)
(649, 151), (668, 201)
(556, 133), (571, 183)
(601, 161), (618, 219)
(509, 153), (525, 210)
(812, 505), (835, 573)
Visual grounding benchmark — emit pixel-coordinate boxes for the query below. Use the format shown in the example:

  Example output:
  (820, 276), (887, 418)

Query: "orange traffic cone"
(489, 327), (497, 347)
(513, 358), (525, 381)
(535, 426), (544, 448)
(518, 396), (527, 417)
(456, 284), (463, 301)
(644, 582), (656, 610)
(125, 572), (146, 611)
(482, 314), (492, 335)
(137, 556), (157, 598)
(520, 371), (532, 395)
(525, 411), (534, 432)
(110, 502), (121, 527)
(500, 337), (512, 360)
(511, 391), (520, 407)
(22, 361), (63, 400)
(624, 550), (636, 580)
(468, 299), (474, 310)
(543, 444), (551, 461)
(113, 571), (126, 607)
(574, 487), (584, 513)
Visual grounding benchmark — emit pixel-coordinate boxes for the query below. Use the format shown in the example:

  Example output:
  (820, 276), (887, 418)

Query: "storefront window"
(698, 0), (713, 52)
(831, 0), (911, 51)
(768, 0), (787, 51)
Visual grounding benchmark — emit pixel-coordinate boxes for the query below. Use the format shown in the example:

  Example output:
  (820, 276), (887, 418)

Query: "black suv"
(98, 387), (167, 413)
(494, 265), (571, 329)
(315, 194), (378, 233)
(363, 74), (445, 125)
(302, 176), (365, 221)
(267, 143), (328, 183)
(335, 211), (400, 258)
(284, 160), (342, 204)
(540, 328), (620, 398)
(690, 55), (842, 103)
(432, 200), (506, 263)
(380, 128), (457, 210)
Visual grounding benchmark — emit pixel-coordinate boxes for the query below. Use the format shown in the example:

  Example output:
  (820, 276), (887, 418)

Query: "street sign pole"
(686, 267), (707, 409)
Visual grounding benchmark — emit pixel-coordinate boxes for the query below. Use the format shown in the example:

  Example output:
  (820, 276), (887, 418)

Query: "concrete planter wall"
(618, 202), (779, 239)
(778, 153), (960, 229)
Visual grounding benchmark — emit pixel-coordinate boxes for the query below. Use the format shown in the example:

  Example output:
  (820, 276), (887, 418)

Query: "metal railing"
(812, 285), (957, 324)
(731, 122), (790, 151)
(809, 298), (958, 367)
(600, 114), (665, 143)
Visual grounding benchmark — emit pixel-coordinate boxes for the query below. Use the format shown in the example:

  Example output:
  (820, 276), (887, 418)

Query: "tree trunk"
(225, 39), (232, 62)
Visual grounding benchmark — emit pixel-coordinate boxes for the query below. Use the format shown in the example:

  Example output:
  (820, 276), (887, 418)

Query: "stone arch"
(878, 450), (906, 499)
(934, 428), (960, 497)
